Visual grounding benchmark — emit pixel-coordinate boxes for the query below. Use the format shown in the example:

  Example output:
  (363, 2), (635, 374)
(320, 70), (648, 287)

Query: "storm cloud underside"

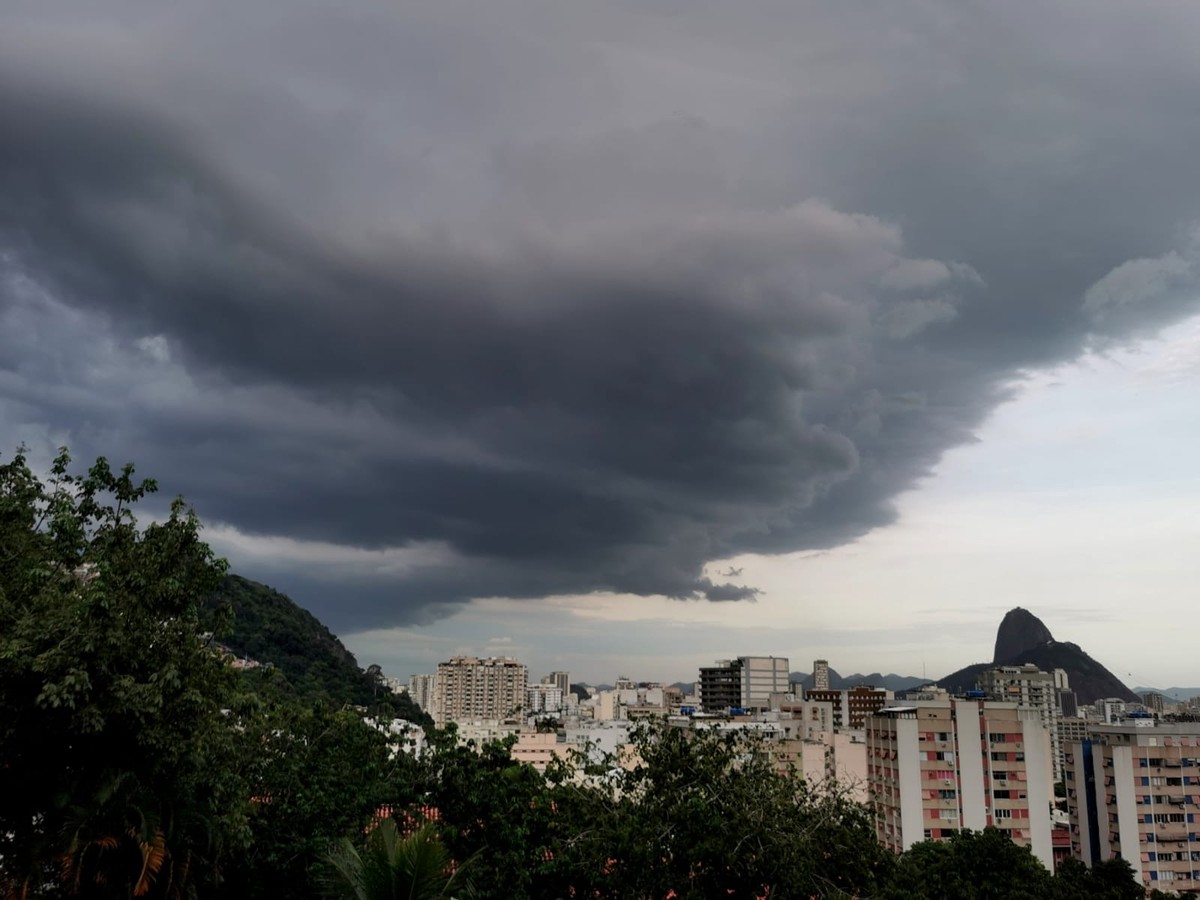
(3, 1), (1200, 630)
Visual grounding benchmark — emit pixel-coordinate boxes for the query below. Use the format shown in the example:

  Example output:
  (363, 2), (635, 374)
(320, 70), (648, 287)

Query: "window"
(1153, 812), (1185, 823)
(994, 809), (1012, 819)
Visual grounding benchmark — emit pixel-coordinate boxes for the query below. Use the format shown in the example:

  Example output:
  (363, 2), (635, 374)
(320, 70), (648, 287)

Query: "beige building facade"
(433, 655), (528, 725)
(979, 664), (1069, 782)
(1065, 722), (1200, 893)
(867, 698), (1054, 869)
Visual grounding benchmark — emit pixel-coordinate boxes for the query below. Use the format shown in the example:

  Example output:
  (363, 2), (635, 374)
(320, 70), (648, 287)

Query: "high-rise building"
(813, 659), (831, 691)
(698, 657), (790, 713)
(409, 673), (437, 715)
(1065, 722), (1200, 892)
(979, 664), (1068, 782)
(527, 683), (564, 715)
(543, 671), (571, 698)
(433, 656), (528, 726)
(866, 697), (1054, 869)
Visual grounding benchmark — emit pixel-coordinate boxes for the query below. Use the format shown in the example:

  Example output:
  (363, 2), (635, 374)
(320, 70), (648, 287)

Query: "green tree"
(883, 827), (1054, 899)
(1051, 856), (1146, 900)
(0, 449), (244, 898)
(554, 722), (892, 899)
(220, 700), (415, 900)
(322, 820), (474, 900)
(412, 730), (560, 900)
(411, 720), (891, 899)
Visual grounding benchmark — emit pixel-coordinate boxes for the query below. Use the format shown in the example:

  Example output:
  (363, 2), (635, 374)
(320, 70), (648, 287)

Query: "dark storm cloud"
(4, 0), (1200, 630)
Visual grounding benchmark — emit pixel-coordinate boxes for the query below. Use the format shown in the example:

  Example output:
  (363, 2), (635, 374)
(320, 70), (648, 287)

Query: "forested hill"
(200, 574), (378, 707)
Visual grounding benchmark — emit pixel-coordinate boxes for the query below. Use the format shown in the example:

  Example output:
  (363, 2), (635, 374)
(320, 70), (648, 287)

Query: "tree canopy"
(0, 449), (244, 897)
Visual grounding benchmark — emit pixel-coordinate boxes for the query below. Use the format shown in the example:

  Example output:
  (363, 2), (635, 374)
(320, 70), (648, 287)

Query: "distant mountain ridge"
(790, 669), (928, 693)
(937, 607), (1138, 705)
(1134, 687), (1200, 702)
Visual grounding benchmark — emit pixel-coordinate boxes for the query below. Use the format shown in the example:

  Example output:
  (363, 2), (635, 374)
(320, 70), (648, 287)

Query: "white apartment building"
(867, 698), (1054, 869)
(433, 656), (528, 726)
(526, 683), (564, 715)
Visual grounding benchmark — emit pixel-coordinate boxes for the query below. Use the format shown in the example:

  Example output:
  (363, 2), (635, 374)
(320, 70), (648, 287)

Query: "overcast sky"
(4, 1), (1200, 688)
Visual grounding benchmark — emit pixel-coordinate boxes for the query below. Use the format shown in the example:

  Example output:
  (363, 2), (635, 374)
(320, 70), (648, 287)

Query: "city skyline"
(3, 3), (1200, 692)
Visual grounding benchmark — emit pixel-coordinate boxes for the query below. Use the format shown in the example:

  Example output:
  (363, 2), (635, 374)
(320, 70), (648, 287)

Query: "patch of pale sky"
(206, 525), (458, 573)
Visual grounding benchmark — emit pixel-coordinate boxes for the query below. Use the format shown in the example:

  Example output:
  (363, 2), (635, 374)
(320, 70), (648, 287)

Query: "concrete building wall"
(433, 656), (528, 725)
(955, 703), (986, 832)
(1066, 722), (1200, 893)
(511, 731), (569, 772)
(1020, 709), (1055, 871)
(832, 731), (869, 805)
(1111, 746), (1142, 881)
(868, 699), (1054, 864)
(896, 715), (924, 852)
(739, 656), (791, 710)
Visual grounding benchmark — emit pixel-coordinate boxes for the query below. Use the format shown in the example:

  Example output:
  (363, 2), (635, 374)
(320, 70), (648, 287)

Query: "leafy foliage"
(323, 820), (474, 900)
(0, 449), (244, 898)
(408, 722), (893, 899)
(220, 702), (416, 900)
(884, 828), (1148, 900)
(200, 575), (432, 725)
(201, 575), (373, 707)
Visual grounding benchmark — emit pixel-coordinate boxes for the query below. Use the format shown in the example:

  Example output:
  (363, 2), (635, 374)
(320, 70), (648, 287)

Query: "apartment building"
(866, 698), (1054, 869)
(979, 664), (1069, 782)
(1064, 722), (1200, 893)
(408, 673), (437, 715)
(812, 659), (831, 691)
(699, 656), (790, 713)
(526, 683), (564, 715)
(510, 731), (572, 772)
(543, 670), (571, 698)
(807, 685), (892, 730)
(433, 656), (528, 726)
(593, 682), (671, 721)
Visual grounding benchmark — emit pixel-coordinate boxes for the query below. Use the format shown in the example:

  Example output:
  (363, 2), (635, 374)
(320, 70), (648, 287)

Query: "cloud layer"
(4, 1), (1200, 629)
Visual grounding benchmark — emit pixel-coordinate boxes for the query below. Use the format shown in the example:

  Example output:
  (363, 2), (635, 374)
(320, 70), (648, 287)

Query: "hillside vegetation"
(201, 574), (431, 725)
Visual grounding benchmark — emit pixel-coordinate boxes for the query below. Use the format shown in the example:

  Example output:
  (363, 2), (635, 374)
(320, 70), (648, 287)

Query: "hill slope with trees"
(201, 573), (432, 723)
(201, 574), (373, 705)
